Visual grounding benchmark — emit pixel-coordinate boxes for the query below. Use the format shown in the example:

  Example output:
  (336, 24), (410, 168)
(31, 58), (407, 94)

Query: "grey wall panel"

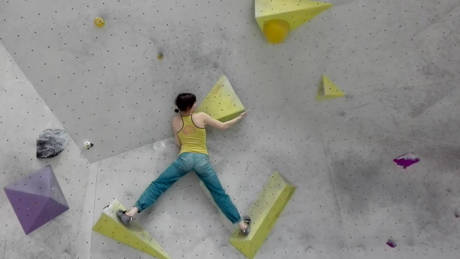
(0, 43), (92, 259)
(0, 0), (260, 162)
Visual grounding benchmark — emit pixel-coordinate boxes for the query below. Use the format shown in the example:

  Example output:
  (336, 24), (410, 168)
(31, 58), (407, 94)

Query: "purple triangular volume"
(4, 189), (50, 234)
(43, 165), (68, 207)
(5, 165), (53, 196)
(27, 197), (69, 234)
(4, 165), (68, 208)
(3, 165), (69, 234)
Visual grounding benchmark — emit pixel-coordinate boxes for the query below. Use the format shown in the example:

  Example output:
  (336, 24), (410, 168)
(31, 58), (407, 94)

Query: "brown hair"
(174, 93), (196, 113)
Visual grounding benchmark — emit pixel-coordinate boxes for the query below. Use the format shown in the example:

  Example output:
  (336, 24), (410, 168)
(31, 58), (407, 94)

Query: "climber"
(116, 93), (251, 235)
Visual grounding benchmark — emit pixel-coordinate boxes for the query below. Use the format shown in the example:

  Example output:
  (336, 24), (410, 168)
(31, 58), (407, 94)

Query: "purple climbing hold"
(3, 165), (69, 234)
(386, 239), (397, 248)
(393, 152), (420, 169)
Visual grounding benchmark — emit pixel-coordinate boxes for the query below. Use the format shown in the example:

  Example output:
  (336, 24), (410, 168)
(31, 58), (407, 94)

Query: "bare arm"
(202, 112), (247, 130)
(172, 120), (181, 146)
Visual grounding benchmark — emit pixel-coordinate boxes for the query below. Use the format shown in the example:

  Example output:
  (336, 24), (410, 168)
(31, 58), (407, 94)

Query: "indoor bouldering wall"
(1, 0), (460, 258)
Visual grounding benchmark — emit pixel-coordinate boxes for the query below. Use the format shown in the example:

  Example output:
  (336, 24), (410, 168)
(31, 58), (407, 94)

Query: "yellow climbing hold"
(195, 75), (245, 122)
(94, 17), (105, 28)
(92, 199), (170, 259)
(157, 52), (164, 60)
(229, 172), (296, 259)
(316, 75), (345, 100)
(255, 0), (333, 43)
(263, 19), (290, 44)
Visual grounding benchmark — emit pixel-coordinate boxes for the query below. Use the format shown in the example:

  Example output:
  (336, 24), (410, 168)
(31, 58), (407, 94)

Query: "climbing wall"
(0, 0), (261, 162)
(1, 0), (460, 258)
(4, 165), (69, 235)
(0, 43), (93, 258)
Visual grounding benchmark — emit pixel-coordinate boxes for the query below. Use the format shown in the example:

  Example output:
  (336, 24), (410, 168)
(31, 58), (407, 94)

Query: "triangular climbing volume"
(229, 172), (296, 259)
(3, 165), (69, 234)
(27, 198), (69, 234)
(4, 189), (51, 234)
(92, 199), (170, 259)
(316, 75), (345, 100)
(195, 75), (245, 122)
(255, 0), (333, 43)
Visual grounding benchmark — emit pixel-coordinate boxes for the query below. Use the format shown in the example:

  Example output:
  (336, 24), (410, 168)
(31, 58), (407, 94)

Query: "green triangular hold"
(92, 199), (170, 259)
(316, 75), (345, 100)
(229, 172), (296, 259)
(195, 75), (245, 122)
(255, 0), (333, 31)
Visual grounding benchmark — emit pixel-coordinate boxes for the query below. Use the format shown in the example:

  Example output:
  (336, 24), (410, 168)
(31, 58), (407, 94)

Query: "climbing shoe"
(240, 216), (252, 236)
(116, 209), (133, 226)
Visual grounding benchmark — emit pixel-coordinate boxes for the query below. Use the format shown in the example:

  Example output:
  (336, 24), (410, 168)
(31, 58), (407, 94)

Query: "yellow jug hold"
(263, 19), (290, 44)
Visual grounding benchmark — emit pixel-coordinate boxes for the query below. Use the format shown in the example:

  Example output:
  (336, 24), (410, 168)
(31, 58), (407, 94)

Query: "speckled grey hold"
(36, 129), (68, 159)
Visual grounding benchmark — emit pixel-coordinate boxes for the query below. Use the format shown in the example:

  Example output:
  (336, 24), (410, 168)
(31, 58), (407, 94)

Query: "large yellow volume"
(195, 75), (245, 122)
(316, 75), (345, 100)
(92, 199), (170, 259)
(229, 172), (296, 259)
(255, 0), (333, 43)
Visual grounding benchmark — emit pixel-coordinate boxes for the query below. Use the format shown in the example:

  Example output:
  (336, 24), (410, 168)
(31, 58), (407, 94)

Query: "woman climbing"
(116, 93), (251, 235)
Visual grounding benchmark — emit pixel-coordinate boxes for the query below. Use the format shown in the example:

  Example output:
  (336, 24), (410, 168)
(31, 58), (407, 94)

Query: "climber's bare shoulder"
(193, 112), (206, 128)
(172, 112), (206, 132)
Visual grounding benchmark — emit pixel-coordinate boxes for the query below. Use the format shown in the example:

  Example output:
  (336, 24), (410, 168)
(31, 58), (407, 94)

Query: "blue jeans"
(134, 152), (242, 224)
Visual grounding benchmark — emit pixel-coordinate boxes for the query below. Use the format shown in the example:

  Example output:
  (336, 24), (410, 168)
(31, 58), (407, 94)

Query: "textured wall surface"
(0, 44), (92, 259)
(1, 0), (460, 258)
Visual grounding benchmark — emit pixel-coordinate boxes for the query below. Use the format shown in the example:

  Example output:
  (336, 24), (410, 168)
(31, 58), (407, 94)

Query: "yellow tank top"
(177, 114), (208, 155)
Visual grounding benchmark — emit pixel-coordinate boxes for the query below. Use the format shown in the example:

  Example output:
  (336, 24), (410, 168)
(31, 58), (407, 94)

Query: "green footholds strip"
(92, 199), (170, 259)
(196, 75), (245, 122)
(229, 172), (296, 259)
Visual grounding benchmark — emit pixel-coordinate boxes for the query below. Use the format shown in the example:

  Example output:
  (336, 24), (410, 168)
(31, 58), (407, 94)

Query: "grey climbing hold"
(36, 129), (68, 159)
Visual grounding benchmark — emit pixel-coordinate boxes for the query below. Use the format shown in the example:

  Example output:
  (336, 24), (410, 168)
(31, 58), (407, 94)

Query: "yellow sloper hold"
(92, 199), (170, 259)
(255, 0), (332, 43)
(195, 75), (245, 122)
(316, 75), (345, 100)
(229, 172), (296, 259)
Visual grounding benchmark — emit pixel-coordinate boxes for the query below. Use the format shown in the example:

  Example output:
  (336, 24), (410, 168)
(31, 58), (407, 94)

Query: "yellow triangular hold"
(316, 75), (345, 100)
(92, 199), (170, 259)
(195, 75), (245, 122)
(229, 172), (296, 259)
(255, 0), (333, 43)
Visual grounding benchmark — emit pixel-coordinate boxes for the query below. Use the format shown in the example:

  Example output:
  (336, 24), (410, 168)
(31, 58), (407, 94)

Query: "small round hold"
(94, 17), (105, 28)
(84, 141), (94, 150)
(263, 19), (290, 44)
(157, 52), (164, 60)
